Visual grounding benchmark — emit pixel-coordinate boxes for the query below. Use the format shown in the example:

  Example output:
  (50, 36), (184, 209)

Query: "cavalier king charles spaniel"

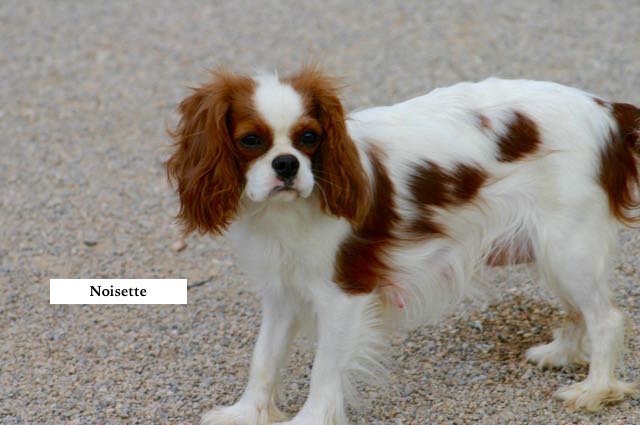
(167, 65), (639, 424)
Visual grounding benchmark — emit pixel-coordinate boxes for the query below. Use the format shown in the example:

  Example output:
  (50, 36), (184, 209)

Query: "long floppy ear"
(166, 70), (251, 234)
(288, 66), (370, 225)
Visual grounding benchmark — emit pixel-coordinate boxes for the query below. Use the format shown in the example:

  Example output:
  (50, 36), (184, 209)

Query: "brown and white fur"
(167, 65), (640, 424)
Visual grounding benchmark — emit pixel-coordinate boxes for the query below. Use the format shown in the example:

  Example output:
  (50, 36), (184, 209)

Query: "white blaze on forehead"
(253, 74), (304, 144)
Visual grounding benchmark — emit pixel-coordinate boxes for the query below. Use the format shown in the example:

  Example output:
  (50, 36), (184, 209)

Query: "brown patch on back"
(452, 164), (488, 202)
(496, 111), (541, 162)
(407, 161), (488, 238)
(333, 147), (400, 294)
(598, 102), (640, 224)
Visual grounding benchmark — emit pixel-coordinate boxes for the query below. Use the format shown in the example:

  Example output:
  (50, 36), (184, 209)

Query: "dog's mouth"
(269, 184), (298, 195)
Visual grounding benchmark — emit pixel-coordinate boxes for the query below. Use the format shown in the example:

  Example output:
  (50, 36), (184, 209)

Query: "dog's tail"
(598, 101), (640, 225)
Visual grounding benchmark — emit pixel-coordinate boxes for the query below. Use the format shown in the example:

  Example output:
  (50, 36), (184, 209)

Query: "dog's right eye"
(240, 134), (264, 149)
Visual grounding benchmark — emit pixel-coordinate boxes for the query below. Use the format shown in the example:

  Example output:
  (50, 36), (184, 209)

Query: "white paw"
(201, 401), (286, 425)
(555, 379), (639, 411)
(525, 340), (588, 369)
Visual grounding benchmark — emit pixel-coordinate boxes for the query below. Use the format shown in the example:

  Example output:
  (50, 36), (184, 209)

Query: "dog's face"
(241, 74), (319, 203)
(166, 66), (369, 234)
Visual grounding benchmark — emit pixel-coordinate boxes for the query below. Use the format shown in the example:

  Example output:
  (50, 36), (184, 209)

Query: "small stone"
(83, 231), (99, 247)
(621, 263), (634, 275)
(172, 237), (187, 252)
(401, 383), (416, 397)
(470, 320), (483, 331)
(118, 405), (129, 418)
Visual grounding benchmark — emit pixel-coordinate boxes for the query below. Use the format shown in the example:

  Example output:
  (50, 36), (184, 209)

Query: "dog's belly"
(486, 239), (535, 266)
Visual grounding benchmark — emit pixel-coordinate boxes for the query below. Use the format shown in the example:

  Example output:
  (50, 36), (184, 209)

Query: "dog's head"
(167, 66), (369, 234)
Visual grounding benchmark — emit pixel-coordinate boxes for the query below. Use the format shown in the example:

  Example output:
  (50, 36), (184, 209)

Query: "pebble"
(83, 231), (99, 247)
(171, 237), (188, 252)
(621, 263), (635, 275)
(118, 404), (129, 419)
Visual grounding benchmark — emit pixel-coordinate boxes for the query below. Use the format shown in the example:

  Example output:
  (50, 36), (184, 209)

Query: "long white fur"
(201, 76), (637, 425)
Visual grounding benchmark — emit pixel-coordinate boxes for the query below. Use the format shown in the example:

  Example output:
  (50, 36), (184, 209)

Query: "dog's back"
(345, 79), (640, 327)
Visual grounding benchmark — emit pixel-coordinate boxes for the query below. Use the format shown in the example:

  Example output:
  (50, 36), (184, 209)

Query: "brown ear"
(288, 66), (370, 225)
(166, 70), (251, 234)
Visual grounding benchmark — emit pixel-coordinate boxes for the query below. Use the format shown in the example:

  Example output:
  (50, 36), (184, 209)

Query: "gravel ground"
(1, 1), (639, 424)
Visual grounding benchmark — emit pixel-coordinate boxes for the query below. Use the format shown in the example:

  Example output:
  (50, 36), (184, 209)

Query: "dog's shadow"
(463, 294), (561, 363)
(402, 293), (590, 387)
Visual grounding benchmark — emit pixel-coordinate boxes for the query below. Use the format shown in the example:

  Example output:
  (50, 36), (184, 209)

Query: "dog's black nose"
(272, 154), (299, 181)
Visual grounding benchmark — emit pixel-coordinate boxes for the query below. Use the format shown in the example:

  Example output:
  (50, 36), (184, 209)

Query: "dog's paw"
(201, 401), (286, 425)
(556, 379), (639, 411)
(525, 340), (588, 369)
(201, 404), (258, 425)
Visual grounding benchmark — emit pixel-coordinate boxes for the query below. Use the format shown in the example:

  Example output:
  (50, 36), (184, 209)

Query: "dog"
(167, 65), (639, 424)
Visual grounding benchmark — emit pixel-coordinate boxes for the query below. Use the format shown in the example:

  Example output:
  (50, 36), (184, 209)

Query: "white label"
(50, 279), (187, 304)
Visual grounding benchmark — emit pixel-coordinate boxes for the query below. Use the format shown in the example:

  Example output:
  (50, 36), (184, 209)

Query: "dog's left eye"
(300, 131), (319, 147)
(240, 134), (264, 149)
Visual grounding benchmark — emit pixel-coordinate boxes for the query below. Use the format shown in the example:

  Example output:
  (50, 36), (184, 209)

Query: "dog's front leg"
(202, 284), (298, 425)
(280, 284), (384, 425)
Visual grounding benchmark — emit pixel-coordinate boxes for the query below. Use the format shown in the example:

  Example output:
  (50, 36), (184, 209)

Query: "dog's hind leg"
(531, 216), (637, 411)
